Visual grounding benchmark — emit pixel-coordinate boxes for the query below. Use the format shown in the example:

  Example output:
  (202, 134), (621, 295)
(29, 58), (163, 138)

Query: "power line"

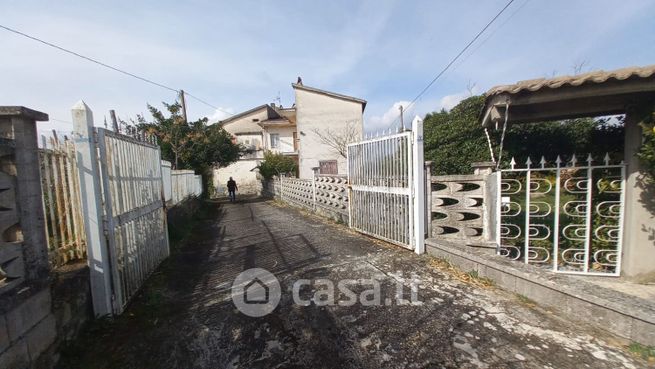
(387, 0), (517, 130)
(0, 24), (233, 116)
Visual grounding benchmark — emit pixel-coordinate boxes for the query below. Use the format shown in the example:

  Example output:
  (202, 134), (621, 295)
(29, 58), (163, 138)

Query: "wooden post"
(180, 90), (188, 123)
(412, 116), (425, 254)
(72, 101), (113, 316)
(109, 109), (119, 132)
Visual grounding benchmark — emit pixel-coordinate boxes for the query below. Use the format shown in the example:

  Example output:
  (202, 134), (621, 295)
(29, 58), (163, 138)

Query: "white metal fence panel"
(348, 131), (412, 248)
(498, 154), (625, 276)
(97, 128), (169, 313)
(347, 117), (425, 253)
(161, 160), (172, 202)
(38, 135), (86, 267)
(170, 170), (201, 205)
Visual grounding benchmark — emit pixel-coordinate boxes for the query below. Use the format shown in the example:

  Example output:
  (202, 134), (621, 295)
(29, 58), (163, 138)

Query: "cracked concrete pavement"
(59, 198), (650, 368)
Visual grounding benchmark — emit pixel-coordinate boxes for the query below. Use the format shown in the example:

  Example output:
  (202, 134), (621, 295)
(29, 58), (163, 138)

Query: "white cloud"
(365, 101), (411, 132)
(208, 108), (236, 124)
(365, 87), (480, 132)
(437, 89), (476, 111)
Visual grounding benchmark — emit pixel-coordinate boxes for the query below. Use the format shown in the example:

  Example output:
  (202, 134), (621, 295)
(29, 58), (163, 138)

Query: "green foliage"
(628, 342), (655, 361)
(257, 151), (297, 179)
(423, 95), (625, 175)
(136, 101), (242, 172)
(637, 112), (655, 181)
(424, 96), (490, 175)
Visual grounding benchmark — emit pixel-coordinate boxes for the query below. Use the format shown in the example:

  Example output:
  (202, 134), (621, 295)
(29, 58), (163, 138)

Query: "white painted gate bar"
(347, 116), (425, 252)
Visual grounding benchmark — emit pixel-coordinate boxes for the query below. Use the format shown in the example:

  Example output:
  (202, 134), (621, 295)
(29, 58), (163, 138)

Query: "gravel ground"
(58, 198), (650, 369)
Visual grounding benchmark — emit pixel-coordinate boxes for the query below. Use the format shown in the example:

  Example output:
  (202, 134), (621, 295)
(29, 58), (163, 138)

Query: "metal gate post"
(412, 116), (425, 254)
(72, 101), (113, 316)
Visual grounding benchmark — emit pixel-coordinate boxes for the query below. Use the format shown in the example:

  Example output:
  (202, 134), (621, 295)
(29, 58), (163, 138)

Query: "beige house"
(214, 82), (366, 195)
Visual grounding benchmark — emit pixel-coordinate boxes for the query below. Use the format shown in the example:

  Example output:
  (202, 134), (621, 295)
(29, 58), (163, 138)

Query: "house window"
(319, 160), (338, 175)
(270, 134), (280, 149)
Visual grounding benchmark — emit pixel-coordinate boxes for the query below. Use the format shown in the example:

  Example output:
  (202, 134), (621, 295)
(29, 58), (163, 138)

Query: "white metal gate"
(347, 117), (425, 253)
(498, 154), (625, 276)
(73, 101), (169, 316)
(97, 128), (169, 313)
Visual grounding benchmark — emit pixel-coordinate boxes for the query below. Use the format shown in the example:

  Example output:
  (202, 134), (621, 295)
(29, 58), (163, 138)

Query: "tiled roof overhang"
(480, 65), (655, 127)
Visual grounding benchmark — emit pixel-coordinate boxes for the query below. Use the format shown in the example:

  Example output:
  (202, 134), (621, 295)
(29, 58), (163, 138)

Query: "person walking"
(227, 177), (238, 202)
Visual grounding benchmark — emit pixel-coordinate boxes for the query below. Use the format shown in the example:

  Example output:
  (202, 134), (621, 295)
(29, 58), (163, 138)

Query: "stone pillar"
(621, 105), (655, 282)
(0, 107), (56, 369)
(471, 161), (495, 176)
(0, 107), (50, 286)
(472, 161), (498, 244)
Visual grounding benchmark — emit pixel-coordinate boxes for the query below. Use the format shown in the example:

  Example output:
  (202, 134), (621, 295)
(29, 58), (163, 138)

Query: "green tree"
(424, 96), (492, 175)
(135, 101), (242, 195)
(424, 95), (625, 175)
(257, 151), (297, 180)
(137, 101), (241, 171)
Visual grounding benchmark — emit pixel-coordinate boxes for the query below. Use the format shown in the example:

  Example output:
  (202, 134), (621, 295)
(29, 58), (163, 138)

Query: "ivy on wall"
(637, 111), (655, 182)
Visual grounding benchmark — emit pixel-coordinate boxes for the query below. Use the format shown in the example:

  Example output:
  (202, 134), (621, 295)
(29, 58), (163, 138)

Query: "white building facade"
(213, 82), (365, 196)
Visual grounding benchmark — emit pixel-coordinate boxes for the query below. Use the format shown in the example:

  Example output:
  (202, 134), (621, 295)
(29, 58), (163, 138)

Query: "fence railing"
(265, 174), (349, 221)
(39, 134), (86, 267)
(499, 154), (625, 276)
(170, 170), (202, 205)
(161, 160), (172, 202)
(96, 127), (169, 313)
(37, 143), (202, 271)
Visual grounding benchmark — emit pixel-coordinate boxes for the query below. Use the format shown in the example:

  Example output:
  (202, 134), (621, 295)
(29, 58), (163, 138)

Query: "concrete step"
(425, 238), (655, 347)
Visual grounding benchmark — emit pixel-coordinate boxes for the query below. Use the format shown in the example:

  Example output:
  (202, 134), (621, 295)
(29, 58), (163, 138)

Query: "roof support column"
(621, 104), (655, 281)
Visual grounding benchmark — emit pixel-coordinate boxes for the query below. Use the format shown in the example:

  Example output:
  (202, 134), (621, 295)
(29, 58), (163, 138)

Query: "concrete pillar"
(622, 105), (655, 282)
(0, 107), (50, 283)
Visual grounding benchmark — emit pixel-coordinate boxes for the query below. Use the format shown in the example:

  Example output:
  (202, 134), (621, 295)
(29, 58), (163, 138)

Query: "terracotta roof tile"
(486, 65), (655, 96)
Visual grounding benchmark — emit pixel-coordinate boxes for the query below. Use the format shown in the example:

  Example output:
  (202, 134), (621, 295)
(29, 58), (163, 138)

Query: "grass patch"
(57, 201), (210, 369)
(429, 258), (494, 288)
(628, 342), (655, 361)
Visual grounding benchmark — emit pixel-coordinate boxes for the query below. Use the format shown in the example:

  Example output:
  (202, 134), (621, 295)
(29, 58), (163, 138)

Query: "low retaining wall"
(263, 175), (349, 223)
(0, 264), (93, 369)
(426, 239), (655, 346)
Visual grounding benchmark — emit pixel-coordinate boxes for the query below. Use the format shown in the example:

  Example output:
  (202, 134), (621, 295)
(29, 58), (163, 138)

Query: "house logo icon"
(244, 277), (270, 304)
(232, 268), (281, 317)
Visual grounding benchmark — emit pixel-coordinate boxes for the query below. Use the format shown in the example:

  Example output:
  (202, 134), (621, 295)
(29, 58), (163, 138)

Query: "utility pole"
(109, 109), (119, 132)
(399, 105), (404, 131)
(179, 89), (188, 123)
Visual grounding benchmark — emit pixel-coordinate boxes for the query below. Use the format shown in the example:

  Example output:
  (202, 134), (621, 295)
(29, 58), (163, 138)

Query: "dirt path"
(58, 198), (648, 369)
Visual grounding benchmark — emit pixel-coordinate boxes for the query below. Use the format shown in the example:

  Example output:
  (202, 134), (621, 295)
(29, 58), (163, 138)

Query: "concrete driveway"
(59, 198), (648, 369)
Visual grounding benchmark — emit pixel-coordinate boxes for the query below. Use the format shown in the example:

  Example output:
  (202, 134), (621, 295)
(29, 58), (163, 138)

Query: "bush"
(257, 151), (297, 179)
(423, 95), (625, 175)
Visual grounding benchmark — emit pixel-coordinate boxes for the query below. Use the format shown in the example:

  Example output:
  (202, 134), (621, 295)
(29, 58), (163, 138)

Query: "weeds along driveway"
(58, 198), (648, 369)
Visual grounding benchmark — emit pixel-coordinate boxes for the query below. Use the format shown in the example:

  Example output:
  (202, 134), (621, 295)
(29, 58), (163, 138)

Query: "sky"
(2, 0), (654, 137)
